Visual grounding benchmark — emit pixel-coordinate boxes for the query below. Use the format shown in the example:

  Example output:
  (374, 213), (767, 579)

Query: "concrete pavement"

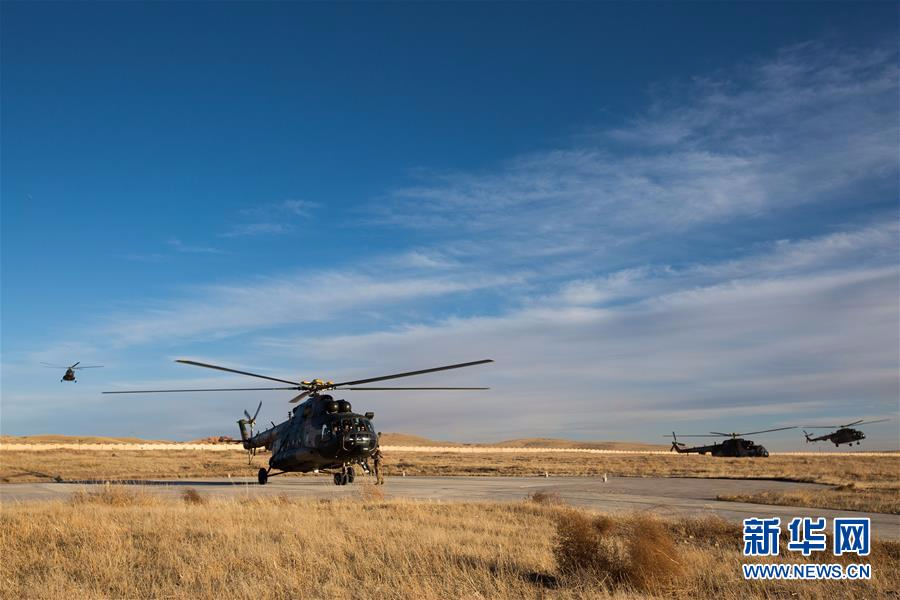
(2, 475), (898, 540)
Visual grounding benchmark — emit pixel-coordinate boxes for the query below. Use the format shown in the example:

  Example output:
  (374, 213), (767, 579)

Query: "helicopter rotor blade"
(103, 387), (300, 394)
(334, 386), (490, 391)
(289, 390), (312, 404)
(73, 365), (104, 369)
(847, 418), (890, 427)
(736, 426), (797, 436)
(708, 427), (796, 437)
(331, 359), (493, 387)
(70, 362), (80, 369)
(251, 401), (262, 422)
(175, 359), (302, 386)
(41, 362), (70, 368)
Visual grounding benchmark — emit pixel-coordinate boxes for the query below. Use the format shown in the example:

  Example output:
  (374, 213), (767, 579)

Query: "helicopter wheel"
(257, 468), (268, 485)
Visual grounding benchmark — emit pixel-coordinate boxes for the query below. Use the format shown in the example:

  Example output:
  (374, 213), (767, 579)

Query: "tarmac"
(2, 475), (898, 539)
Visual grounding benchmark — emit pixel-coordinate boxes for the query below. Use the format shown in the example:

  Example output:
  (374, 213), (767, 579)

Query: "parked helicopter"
(104, 358), (492, 485)
(664, 427), (796, 457)
(802, 419), (890, 447)
(42, 361), (103, 382)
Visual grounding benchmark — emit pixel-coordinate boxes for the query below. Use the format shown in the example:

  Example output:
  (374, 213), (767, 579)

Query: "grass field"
(3, 446), (898, 513)
(1, 487), (897, 600)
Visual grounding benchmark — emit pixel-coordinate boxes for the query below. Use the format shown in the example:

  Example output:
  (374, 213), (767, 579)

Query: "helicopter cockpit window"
(321, 424), (332, 441)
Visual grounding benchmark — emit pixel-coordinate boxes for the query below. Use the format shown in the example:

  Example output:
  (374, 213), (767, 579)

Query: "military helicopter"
(41, 361), (104, 382)
(664, 426), (796, 457)
(802, 419), (890, 447)
(104, 358), (492, 485)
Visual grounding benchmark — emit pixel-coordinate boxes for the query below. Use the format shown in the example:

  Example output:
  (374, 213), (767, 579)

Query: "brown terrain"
(2, 435), (898, 513)
(1, 487), (897, 600)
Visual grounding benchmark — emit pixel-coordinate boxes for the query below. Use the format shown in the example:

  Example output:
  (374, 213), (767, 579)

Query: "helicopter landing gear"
(258, 468), (269, 485)
(333, 465), (355, 486)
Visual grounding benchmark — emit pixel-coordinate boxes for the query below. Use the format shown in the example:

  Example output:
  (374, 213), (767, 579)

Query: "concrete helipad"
(2, 475), (898, 539)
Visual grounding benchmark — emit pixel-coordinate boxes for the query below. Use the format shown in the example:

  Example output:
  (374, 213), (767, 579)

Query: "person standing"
(372, 433), (384, 485)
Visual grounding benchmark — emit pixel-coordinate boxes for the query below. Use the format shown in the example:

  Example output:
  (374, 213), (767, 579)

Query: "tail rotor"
(238, 401), (262, 463)
(668, 431), (685, 453)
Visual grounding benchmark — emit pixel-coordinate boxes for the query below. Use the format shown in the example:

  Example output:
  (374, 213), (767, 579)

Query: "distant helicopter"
(664, 427), (796, 457)
(104, 358), (492, 485)
(802, 419), (890, 447)
(42, 362), (104, 382)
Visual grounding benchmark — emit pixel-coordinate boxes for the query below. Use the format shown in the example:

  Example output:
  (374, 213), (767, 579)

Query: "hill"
(0, 434), (169, 445)
(379, 433), (667, 451)
(377, 433), (462, 447)
(489, 438), (668, 452)
(2, 433), (665, 451)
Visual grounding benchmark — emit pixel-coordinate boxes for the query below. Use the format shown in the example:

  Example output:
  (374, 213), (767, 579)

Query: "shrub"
(552, 509), (680, 592)
(358, 484), (385, 502)
(527, 490), (563, 505)
(181, 488), (207, 505)
(625, 514), (679, 592)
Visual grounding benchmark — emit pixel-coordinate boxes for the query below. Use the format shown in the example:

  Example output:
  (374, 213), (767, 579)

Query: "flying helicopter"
(42, 361), (104, 382)
(664, 427), (796, 457)
(104, 358), (492, 485)
(802, 419), (890, 447)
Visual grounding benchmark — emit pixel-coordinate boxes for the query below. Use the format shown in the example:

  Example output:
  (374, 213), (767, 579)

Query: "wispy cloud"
(223, 199), (319, 237)
(165, 239), (223, 254)
(375, 43), (896, 249)
(264, 232), (897, 444)
(93, 269), (525, 347)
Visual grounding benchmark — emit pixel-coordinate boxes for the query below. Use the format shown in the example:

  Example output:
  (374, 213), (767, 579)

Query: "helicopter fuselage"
(673, 437), (769, 457)
(242, 394), (377, 473)
(805, 428), (865, 446)
(62, 369), (76, 382)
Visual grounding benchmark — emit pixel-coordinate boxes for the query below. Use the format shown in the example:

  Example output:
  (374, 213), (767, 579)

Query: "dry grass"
(552, 511), (680, 593)
(719, 484), (900, 515)
(3, 448), (897, 483)
(181, 487), (207, 505)
(528, 489), (564, 505)
(69, 485), (159, 507)
(1, 495), (897, 600)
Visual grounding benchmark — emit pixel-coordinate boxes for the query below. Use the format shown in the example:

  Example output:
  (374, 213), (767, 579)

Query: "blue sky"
(2, 2), (897, 449)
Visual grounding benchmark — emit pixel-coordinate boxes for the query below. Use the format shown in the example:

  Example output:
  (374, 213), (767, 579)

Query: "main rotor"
(665, 426), (796, 441)
(104, 358), (493, 402)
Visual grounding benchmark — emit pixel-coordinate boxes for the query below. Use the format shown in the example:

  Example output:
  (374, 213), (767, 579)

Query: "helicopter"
(664, 427), (796, 457)
(802, 419), (890, 447)
(41, 361), (104, 382)
(104, 358), (492, 485)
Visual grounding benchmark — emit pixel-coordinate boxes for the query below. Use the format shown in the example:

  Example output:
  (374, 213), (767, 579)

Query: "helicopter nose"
(341, 431), (376, 452)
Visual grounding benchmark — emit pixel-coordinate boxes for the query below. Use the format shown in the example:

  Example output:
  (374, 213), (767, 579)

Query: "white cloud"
(92, 269), (525, 347)
(165, 238), (223, 254)
(376, 43), (897, 247)
(223, 222), (289, 237)
(223, 199), (319, 237)
(254, 227), (898, 445)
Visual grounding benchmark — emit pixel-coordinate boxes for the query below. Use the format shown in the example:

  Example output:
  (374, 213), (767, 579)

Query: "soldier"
(372, 433), (384, 485)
